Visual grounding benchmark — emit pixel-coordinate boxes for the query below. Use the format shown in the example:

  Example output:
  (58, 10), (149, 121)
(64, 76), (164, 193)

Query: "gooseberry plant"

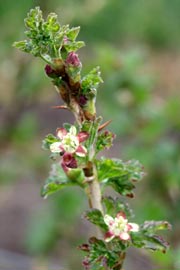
(14, 7), (171, 270)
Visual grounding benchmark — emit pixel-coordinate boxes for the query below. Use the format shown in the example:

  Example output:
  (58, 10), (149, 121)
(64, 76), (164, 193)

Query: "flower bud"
(66, 52), (81, 67)
(44, 64), (59, 78)
(78, 95), (88, 106)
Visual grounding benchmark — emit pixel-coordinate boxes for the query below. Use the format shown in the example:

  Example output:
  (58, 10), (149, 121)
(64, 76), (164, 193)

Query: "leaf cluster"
(13, 7), (84, 63)
(79, 237), (126, 270)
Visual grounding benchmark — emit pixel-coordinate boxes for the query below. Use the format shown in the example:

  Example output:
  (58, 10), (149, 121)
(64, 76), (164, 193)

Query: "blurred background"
(0, 0), (180, 269)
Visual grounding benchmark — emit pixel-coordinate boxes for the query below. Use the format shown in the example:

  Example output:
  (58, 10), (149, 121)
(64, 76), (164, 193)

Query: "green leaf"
(64, 41), (85, 52)
(46, 13), (60, 33)
(84, 209), (108, 231)
(25, 7), (43, 30)
(80, 237), (124, 269)
(143, 235), (170, 253)
(42, 134), (59, 150)
(97, 158), (144, 197)
(97, 158), (144, 181)
(81, 66), (103, 95)
(63, 122), (72, 131)
(102, 196), (132, 218)
(142, 221), (172, 234)
(13, 40), (32, 53)
(82, 118), (101, 159)
(67, 27), (80, 41)
(131, 221), (171, 253)
(131, 232), (170, 253)
(96, 131), (115, 153)
(41, 163), (71, 198)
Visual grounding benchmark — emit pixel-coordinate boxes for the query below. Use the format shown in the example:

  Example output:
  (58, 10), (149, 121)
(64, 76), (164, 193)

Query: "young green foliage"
(13, 7), (84, 62)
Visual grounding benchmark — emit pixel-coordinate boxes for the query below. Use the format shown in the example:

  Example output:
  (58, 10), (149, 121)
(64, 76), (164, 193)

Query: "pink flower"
(104, 212), (139, 242)
(66, 52), (81, 67)
(50, 126), (88, 157)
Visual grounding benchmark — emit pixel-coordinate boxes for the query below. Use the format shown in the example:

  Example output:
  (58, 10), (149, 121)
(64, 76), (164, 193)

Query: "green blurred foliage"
(0, 0), (180, 269)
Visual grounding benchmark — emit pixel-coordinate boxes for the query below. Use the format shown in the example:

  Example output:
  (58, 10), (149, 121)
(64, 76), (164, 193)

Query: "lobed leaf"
(102, 196), (132, 218)
(84, 209), (108, 231)
(25, 7), (43, 30)
(13, 40), (33, 53)
(97, 158), (144, 196)
(41, 163), (71, 198)
(80, 237), (125, 269)
(67, 27), (80, 41)
(64, 41), (85, 52)
(96, 131), (115, 153)
(81, 66), (103, 95)
(46, 13), (60, 33)
(131, 231), (170, 253)
(142, 221), (172, 234)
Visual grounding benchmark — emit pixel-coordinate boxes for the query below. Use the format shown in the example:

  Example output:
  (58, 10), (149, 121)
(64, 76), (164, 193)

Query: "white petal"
(69, 126), (77, 136)
(50, 142), (62, 153)
(105, 235), (115, 242)
(104, 215), (114, 226)
(129, 223), (139, 232)
(56, 128), (67, 139)
(119, 232), (130, 241)
(113, 228), (121, 236)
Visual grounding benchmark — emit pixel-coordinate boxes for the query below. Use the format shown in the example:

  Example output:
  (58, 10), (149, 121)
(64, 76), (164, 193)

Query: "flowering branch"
(14, 7), (171, 270)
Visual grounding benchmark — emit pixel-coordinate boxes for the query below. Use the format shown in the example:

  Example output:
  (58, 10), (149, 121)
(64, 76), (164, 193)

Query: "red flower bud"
(66, 52), (81, 67)
(44, 65), (57, 78)
(78, 95), (88, 106)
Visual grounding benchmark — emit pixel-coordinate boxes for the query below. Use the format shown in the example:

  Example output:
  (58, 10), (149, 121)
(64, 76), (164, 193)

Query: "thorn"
(98, 120), (112, 132)
(51, 105), (68, 110)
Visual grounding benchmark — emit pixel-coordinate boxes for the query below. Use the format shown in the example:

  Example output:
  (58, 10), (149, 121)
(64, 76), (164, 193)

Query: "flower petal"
(50, 142), (62, 153)
(104, 214), (114, 226)
(76, 145), (87, 157)
(116, 211), (126, 220)
(119, 232), (130, 241)
(69, 126), (77, 136)
(128, 223), (139, 232)
(104, 231), (115, 242)
(56, 128), (67, 139)
(77, 132), (89, 142)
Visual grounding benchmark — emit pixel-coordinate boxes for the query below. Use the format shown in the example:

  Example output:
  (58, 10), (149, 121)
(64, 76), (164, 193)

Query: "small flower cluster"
(50, 126), (88, 172)
(104, 212), (139, 242)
